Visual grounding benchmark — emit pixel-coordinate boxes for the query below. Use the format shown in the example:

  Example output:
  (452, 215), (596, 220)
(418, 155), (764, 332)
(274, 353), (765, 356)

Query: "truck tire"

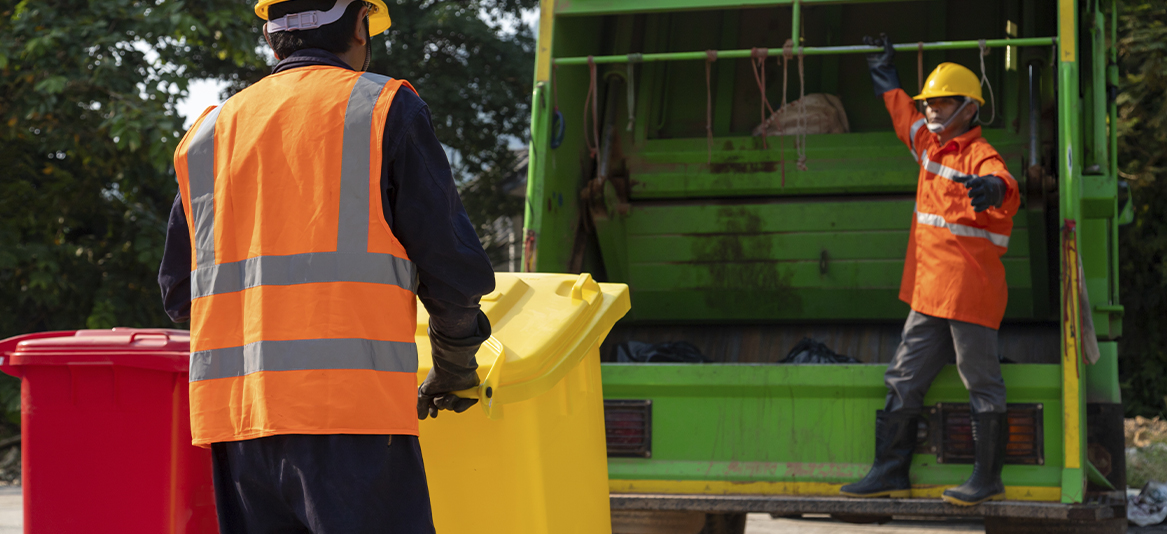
(699, 513), (747, 534)
(984, 517), (1126, 534)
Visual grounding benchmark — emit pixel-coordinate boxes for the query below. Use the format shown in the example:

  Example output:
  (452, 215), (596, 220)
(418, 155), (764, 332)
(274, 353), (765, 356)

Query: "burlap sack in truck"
(752, 93), (850, 137)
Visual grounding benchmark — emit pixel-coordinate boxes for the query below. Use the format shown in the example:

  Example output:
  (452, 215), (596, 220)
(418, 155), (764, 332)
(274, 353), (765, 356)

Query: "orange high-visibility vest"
(884, 89), (1020, 330)
(174, 66), (420, 447)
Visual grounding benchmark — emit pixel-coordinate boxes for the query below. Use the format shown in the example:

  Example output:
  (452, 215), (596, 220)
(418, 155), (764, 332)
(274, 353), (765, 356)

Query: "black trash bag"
(780, 338), (860, 364)
(615, 341), (705, 363)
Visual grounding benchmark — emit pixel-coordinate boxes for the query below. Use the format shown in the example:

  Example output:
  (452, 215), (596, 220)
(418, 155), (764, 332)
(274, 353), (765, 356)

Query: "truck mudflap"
(610, 493), (1122, 522)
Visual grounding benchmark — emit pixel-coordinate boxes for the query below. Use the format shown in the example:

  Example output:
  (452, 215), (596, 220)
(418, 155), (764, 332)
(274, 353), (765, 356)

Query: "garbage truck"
(522, 0), (1129, 532)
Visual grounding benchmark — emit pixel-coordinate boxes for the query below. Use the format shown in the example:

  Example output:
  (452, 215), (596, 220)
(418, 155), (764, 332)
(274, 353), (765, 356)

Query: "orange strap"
(750, 48), (774, 149)
(584, 56), (599, 159)
(917, 42), (925, 94)
(552, 64), (560, 112)
(796, 45), (807, 172)
(782, 40), (796, 185)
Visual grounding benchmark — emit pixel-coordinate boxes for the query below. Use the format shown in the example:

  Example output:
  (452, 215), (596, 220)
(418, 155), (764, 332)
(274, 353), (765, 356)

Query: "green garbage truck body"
(523, 0), (1126, 527)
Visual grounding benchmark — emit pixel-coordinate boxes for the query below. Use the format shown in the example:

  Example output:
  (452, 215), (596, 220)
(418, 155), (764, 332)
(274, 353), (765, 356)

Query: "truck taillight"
(929, 403), (1044, 465)
(604, 400), (652, 458)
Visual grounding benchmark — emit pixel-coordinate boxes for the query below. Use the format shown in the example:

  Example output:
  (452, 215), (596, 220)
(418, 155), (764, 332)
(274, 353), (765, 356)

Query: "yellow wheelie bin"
(416, 272), (629, 534)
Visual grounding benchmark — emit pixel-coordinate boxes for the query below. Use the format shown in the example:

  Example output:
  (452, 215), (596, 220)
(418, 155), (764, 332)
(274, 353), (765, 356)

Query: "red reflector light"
(932, 403), (1044, 465)
(604, 400), (652, 458)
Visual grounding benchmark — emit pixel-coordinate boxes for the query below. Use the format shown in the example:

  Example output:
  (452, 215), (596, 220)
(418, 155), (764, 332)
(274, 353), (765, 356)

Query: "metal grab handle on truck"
(450, 335), (506, 419)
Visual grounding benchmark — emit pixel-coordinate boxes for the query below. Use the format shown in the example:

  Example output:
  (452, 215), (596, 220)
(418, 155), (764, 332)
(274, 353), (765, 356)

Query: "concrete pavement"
(0, 490), (1160, 533)
(0, 487), (19, 534)
(0, 495), (1004, 533)
(747, 514), (984, 533)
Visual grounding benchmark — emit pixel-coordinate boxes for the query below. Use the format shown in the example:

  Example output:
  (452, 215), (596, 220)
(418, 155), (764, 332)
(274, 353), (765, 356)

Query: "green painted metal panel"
(623, 133), (1027, 198)
(605, 197), (1036, 321)
(627, 229), (1032, 263)
(602, 363), (1064, 488)
(628, 288), (908, 320)
(626, 199), (917, 234)
(627, 287), (1036, 322)
(1084, 341), (1120, 404)
(628, 258), (1034, 291)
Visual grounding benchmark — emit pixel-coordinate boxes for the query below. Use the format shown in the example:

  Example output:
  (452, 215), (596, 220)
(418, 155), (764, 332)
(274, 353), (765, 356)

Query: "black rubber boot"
(943, 411), (1008, 506)
(839, 411), (919, 498)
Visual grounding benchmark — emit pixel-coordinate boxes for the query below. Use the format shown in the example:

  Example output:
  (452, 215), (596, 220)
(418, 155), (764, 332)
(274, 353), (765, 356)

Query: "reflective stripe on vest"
(916, 210), (1010, 248)
(183, 71), (417, 382)
(908, 118), (926, 162)
(190, 338), (417, 381)
(187, 105), (223, 268)
(921, 151), (975, 182)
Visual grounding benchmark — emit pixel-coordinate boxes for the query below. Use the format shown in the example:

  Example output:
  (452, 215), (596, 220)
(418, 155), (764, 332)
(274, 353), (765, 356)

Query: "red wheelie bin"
(0, 328), (217, 534)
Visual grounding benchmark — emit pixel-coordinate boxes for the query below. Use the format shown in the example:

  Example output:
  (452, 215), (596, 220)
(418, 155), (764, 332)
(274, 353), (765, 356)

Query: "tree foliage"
(371, 0), (534, 249)
(212, 0), (537, 243)
(1115, 0), (1167, 417)
(0, 0), (535, 423)
(0, 0), (266, 340)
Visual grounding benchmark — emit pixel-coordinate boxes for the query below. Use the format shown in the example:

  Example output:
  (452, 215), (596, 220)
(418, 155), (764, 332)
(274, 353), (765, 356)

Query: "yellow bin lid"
(415, 273), (630, 418)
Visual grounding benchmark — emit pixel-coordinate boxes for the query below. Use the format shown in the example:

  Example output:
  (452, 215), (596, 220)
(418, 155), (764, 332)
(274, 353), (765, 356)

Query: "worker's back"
(175, 66), (422, 446)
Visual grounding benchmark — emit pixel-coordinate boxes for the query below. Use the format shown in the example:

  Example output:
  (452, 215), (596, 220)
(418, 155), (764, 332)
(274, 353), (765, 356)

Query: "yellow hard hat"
(255, 0), (392, 36)
(913, 62), (984, 106)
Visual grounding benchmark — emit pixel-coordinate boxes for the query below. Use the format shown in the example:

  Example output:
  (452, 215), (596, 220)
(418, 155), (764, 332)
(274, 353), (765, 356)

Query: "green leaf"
(33, 75), (66, 94)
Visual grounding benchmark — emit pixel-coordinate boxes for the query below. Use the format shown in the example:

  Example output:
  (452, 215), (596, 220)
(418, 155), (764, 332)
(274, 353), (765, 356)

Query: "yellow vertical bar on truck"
(1057, 0), (1085, 504)
(1062, 236), (1081, 471)
(535, 0), (556, 83)
(1059, 0), (1076, 62)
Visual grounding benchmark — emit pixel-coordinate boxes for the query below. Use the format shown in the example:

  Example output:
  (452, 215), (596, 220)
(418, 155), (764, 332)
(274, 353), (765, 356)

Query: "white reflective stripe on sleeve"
(908, 118), (926, 162)
(916, 211), (1010, 248)
(921, 152), (976, 182)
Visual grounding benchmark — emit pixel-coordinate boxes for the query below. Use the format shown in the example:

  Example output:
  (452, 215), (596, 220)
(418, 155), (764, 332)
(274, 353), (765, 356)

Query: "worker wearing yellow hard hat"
(159, 0), (497, 532)
(255, 0), (392, 34)
(839, 34), (1020, 508)
(915, 62), (985, 105)
(255, 0), (391, 70)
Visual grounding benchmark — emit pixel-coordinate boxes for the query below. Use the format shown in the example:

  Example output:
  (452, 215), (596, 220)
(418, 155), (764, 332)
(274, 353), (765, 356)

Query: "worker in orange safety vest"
(158, 0), (496, 531)
(839, 34), (1020, 506)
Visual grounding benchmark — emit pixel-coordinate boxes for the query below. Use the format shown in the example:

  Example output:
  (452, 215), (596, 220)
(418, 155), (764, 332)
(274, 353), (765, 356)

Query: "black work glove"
(956, 175), (1006, 212)
(863, 33), (900, 96)
(418, 311), (491, 420)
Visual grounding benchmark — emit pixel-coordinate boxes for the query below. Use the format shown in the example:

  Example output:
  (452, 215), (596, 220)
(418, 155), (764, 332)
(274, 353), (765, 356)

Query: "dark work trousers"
(884, 309), (1007, 414)
(210, 434), (436, 534)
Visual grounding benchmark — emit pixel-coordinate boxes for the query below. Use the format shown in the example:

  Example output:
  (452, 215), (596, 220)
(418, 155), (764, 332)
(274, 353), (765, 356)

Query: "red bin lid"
(0, 328), (191, 375)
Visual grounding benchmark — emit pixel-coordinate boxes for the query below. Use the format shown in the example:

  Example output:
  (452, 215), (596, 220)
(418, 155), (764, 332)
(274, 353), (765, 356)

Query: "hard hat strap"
(926, 98), (973, 135)
(267, 0), (357, 32)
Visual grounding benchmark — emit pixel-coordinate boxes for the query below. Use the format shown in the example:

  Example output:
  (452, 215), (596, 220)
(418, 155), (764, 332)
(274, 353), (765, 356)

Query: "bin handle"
(570, 272), (600, 302)
(127, 330), (173, 345)
(451, 336), (506, 420)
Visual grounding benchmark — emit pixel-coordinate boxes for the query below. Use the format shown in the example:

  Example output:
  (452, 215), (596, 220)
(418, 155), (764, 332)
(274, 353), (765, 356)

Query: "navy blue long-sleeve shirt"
(159, 49), (495, 340)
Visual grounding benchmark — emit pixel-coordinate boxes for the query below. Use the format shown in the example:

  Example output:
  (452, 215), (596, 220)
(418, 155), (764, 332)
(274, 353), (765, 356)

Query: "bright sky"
(176, 79), (230, 128)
